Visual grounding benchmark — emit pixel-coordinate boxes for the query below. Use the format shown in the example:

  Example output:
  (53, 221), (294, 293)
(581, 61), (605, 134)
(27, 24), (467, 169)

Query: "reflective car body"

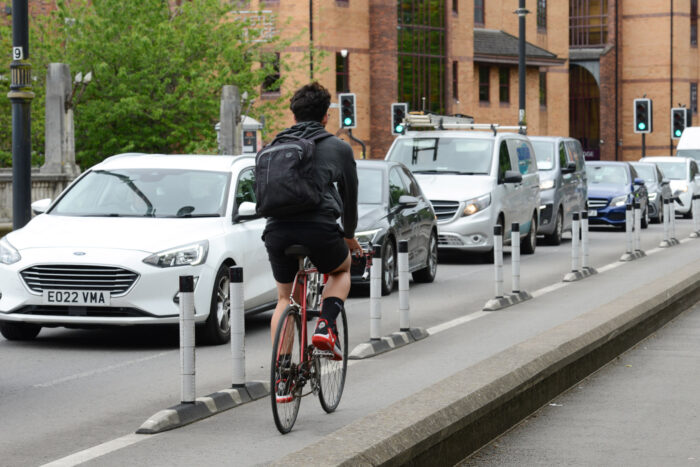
(630, 161), (672, 223)
(0, 154), (276, 343)
(586, 161), (649, 228)
(351, 160), (438, 294)
(639, 156), (700, 216)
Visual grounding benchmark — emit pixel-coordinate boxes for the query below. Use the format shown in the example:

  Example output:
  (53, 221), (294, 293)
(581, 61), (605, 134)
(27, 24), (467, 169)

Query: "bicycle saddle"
(284, 244), (311, 258)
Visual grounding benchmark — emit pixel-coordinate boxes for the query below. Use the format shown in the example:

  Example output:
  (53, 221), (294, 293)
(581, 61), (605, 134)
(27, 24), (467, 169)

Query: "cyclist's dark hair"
(290, 82), (331, 123)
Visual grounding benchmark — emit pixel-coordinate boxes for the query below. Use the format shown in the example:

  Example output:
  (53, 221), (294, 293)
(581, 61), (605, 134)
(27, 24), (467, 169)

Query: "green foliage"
(0, 0), (294, 168)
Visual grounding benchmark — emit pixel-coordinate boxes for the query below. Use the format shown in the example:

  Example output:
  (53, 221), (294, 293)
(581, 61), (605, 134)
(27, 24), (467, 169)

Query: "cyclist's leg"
(322, 252), (351, 301)
(270, 281), (293, 343)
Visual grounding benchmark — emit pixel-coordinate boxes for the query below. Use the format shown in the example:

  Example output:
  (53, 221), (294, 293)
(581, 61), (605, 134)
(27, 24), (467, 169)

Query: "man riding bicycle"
(261, 82), (361, 372)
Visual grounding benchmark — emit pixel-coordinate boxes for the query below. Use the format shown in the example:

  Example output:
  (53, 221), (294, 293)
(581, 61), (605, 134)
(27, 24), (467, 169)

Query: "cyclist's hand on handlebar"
(344, 237), (363, 258)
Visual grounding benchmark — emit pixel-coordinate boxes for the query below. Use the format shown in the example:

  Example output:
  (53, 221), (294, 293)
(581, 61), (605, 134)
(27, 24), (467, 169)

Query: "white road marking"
(40, 434), (148, 467)
(428, 311), (491, 335)
(34, 351), (174, 388)
(530, 281), (568, 298)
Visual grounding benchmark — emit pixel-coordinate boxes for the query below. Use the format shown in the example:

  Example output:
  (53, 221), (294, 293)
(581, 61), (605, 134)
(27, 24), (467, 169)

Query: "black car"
(352, 160), (438, 295)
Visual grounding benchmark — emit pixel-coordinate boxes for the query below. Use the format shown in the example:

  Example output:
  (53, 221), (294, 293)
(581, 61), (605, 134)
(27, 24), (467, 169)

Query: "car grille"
(438, 234), (465, 246)
(20, 265), (139, 296)
(430, 200), (460, 221)
(588, 198), (609, 209)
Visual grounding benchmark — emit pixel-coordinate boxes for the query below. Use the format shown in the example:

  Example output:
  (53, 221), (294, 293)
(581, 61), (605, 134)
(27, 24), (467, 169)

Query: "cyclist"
(262, 82), (361, 367)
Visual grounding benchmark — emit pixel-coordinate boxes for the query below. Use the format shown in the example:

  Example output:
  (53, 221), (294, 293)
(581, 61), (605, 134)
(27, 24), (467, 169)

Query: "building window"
(692, 82), (698, 114)
(397, 0), (446, 114)
(570, 0), (608, 48)
(261, 52), (280, 93)
(499, 67), (509, 103)
(452, 0), (457, 14)
(336, 52), (349, 93)
(692, 0), (698, 47)
(537, 0), (547, 30)
(479, 66), (490, 102)
(452, 61), (458, 99)
(474, 0), (484, 26)
(539, 71), (547, 107)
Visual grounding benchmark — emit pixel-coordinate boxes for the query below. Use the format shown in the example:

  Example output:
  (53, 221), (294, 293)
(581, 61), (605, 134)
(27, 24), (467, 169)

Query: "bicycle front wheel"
(317, 307), (348, 413)
(271, 305), (302, 434)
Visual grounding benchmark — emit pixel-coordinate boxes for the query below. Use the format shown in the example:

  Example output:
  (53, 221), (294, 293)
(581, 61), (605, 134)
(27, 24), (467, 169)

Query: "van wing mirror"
(561, 161), (577, 174)
(503, 170), (523, 184)
(633, 177), (645, 186)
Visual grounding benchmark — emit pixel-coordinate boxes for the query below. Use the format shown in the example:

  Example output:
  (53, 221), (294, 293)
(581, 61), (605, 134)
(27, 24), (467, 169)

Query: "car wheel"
(653, 203), (663, 224)
(0, 322), (41, 341)
(521, 213), (537, 254)
(412, 231), (438, 283)
(544, 208), (563, 246)
(641, 207), (649, 229)
(381, 238), (396, 296)
(199, 263), (232, 345)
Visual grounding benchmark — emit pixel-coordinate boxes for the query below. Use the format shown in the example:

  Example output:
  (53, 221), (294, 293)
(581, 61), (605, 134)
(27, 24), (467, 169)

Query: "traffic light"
(391, 103), (408, 135)
(671, 107), (687, 139)
(338, 93), (356, 129)
(633, 98), (652, 134)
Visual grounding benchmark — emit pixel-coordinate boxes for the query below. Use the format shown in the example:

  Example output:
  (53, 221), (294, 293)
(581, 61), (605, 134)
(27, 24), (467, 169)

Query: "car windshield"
(655, 162), (687, 180)
(676, 149), (700, 162)
(357, 168), (383, 204)
(586, 165), (630, 185)
(531, 141), (555, 171)
(51, 168), (231, 218)
(631, 164), (656, 183)
(386, 137), (493, 175)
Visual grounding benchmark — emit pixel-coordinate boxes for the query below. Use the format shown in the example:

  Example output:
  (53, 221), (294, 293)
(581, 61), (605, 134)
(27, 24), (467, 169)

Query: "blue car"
(586, 161), (649, 229)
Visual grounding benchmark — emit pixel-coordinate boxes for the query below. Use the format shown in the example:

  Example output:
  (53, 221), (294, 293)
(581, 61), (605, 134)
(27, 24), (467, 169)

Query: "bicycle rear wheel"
(317, 307), (348, 413)
(271, 305), (302, 434)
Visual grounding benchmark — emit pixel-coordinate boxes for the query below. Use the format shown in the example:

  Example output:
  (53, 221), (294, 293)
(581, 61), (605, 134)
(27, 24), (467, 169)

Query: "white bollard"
(662, 198), (670, 245)
(670, 198), (677, 240)
(634, 201), (641, 252)
(693, 195), (700, 236)
(179, 276), (196, 404)
(493, 225), (504, 298)
(571, 213), (580, 272)
(625, 203), (633, 254)
(229, 266), (245, 388)
(511, 223), (520, 294)
(370, 245), (382, 340)
(581, 211), (590, 270)
(398, 240), (410, 332)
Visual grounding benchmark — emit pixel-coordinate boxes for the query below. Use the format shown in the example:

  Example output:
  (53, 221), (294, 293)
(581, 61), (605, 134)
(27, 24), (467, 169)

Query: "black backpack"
(254, 132), (330, 217)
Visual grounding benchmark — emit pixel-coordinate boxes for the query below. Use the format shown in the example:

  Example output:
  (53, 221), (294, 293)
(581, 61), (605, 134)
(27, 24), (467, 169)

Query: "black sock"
(320, 297), (344, 324)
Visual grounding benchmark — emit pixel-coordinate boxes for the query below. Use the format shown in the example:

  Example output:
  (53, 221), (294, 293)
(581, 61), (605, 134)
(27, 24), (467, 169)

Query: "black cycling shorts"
(263, 222), (349, 283)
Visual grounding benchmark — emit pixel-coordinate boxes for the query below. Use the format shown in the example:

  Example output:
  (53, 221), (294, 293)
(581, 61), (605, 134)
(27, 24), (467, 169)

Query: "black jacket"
(265, 121), (358, 238)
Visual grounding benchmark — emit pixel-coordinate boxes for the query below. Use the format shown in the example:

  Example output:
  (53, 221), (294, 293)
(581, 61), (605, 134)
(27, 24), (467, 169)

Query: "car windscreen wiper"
(169, 213), (221, 218)
(413, 170), (478, 175)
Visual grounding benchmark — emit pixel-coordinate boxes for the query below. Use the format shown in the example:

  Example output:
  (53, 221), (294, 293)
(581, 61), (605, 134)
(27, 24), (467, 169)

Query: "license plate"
(42, 290), (111, 306)
(588, 209), (597, 217)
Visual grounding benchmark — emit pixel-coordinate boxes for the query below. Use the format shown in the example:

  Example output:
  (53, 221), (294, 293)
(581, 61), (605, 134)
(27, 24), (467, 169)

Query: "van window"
(507, 140), (536, 175)
(691, 160), (699, 179)
(676, 149), (700, 163)
(498, 141), (512, 183)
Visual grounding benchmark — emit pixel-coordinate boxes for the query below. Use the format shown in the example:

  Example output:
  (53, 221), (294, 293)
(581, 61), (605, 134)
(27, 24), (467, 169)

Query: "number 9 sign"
(12, 46), (23, 60)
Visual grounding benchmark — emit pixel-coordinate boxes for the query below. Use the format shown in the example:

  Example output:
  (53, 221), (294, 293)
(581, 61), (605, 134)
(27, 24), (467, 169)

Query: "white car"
(640, 156), (700, 217)
(0, 154), (276, 344)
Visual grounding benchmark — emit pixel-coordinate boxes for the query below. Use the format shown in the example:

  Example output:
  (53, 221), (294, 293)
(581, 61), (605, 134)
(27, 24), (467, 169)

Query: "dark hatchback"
(586, 161), (649, 229)
(352, 160), (438, 295)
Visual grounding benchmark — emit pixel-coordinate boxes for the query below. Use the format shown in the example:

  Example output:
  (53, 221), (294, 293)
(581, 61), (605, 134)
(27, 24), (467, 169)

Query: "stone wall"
(0, 169), (76, 223)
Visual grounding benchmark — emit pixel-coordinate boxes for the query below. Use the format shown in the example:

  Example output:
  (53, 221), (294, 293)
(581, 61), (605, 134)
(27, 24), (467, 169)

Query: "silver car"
(630, 161), (672, 223)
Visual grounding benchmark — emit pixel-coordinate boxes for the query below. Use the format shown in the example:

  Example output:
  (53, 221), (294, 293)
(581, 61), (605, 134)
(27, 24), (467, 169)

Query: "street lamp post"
(516, 1), (529, 133)
(8, 0), (34, 230)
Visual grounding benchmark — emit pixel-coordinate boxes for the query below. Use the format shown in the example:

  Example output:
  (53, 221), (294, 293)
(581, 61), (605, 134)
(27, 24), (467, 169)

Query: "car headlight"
(463, 194), (491, 216)
(674, 184), (688, 195)
(143, 240), (209, 268)
(610, 195), (628, 207)
(540, 179), (555, 190)
(648, 192), (658, 201)
(0, 237), (20, 265)
(355, 229), (381, 245)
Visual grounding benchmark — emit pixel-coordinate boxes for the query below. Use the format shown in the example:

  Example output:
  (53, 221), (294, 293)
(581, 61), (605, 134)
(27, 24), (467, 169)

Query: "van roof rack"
(403, 112), (526, 136)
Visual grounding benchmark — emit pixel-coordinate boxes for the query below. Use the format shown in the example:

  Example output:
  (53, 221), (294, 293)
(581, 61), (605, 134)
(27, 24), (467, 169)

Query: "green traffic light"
(638, 122), (646, 131)
(395, 124), (404, 133)
(675, 129), (682, 137)
(344, 117), (353, 126)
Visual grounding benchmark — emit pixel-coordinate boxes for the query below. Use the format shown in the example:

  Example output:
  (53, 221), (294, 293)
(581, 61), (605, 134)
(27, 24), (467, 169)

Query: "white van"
(676, 126), (700, 162)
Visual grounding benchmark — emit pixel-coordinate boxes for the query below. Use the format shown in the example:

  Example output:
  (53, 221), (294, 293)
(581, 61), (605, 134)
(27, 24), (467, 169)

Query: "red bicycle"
(270, 244), (373, 434)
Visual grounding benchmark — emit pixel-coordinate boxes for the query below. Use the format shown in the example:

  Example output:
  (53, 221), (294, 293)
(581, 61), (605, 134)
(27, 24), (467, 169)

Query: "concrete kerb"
(482, 291), (532, 311)
(349, 327), (429, 360)
(136, 381), (269, 434)
(273, 262), (700, 466)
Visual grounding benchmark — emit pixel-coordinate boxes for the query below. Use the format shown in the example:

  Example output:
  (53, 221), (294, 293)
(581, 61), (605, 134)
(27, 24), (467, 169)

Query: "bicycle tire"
(317, 307), (348, 413)
(270, 305), (302, 434)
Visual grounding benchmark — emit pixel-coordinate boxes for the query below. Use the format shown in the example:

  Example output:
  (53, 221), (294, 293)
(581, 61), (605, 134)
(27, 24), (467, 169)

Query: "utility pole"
(8, 0), (34, 230)
(516, 0), (529, 133)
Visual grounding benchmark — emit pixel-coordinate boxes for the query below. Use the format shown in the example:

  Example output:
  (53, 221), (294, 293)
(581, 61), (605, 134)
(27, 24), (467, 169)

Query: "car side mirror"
(398, 195), (419, 207)
(234, 201), (258, 222)
(503, 170), (523, 184)
(661, 178), (670, 186)
(633, 177), (645, 186)
(561, 161), (576, 174)
(31, 198), (51, 215)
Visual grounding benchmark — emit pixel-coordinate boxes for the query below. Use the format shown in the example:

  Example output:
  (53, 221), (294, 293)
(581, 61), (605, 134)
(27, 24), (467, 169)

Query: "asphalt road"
(464, 299), (700, 467)
(1, 218), (698, 466)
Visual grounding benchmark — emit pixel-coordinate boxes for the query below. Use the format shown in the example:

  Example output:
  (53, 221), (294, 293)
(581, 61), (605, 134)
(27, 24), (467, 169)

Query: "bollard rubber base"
(660, 237), (681, 247)
(563, 267), (598, 282)
(482, 291), (533, 311)
(349, 327), (429, 360)
(619, 250), (646, 262)
(136, 381), (269, 434)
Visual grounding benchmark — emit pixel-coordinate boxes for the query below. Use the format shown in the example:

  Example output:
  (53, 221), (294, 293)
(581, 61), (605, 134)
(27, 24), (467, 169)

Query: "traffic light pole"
(347, 130), (366, 160)
(642, 134), (646, 158)
(8, 0), (35, 230)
